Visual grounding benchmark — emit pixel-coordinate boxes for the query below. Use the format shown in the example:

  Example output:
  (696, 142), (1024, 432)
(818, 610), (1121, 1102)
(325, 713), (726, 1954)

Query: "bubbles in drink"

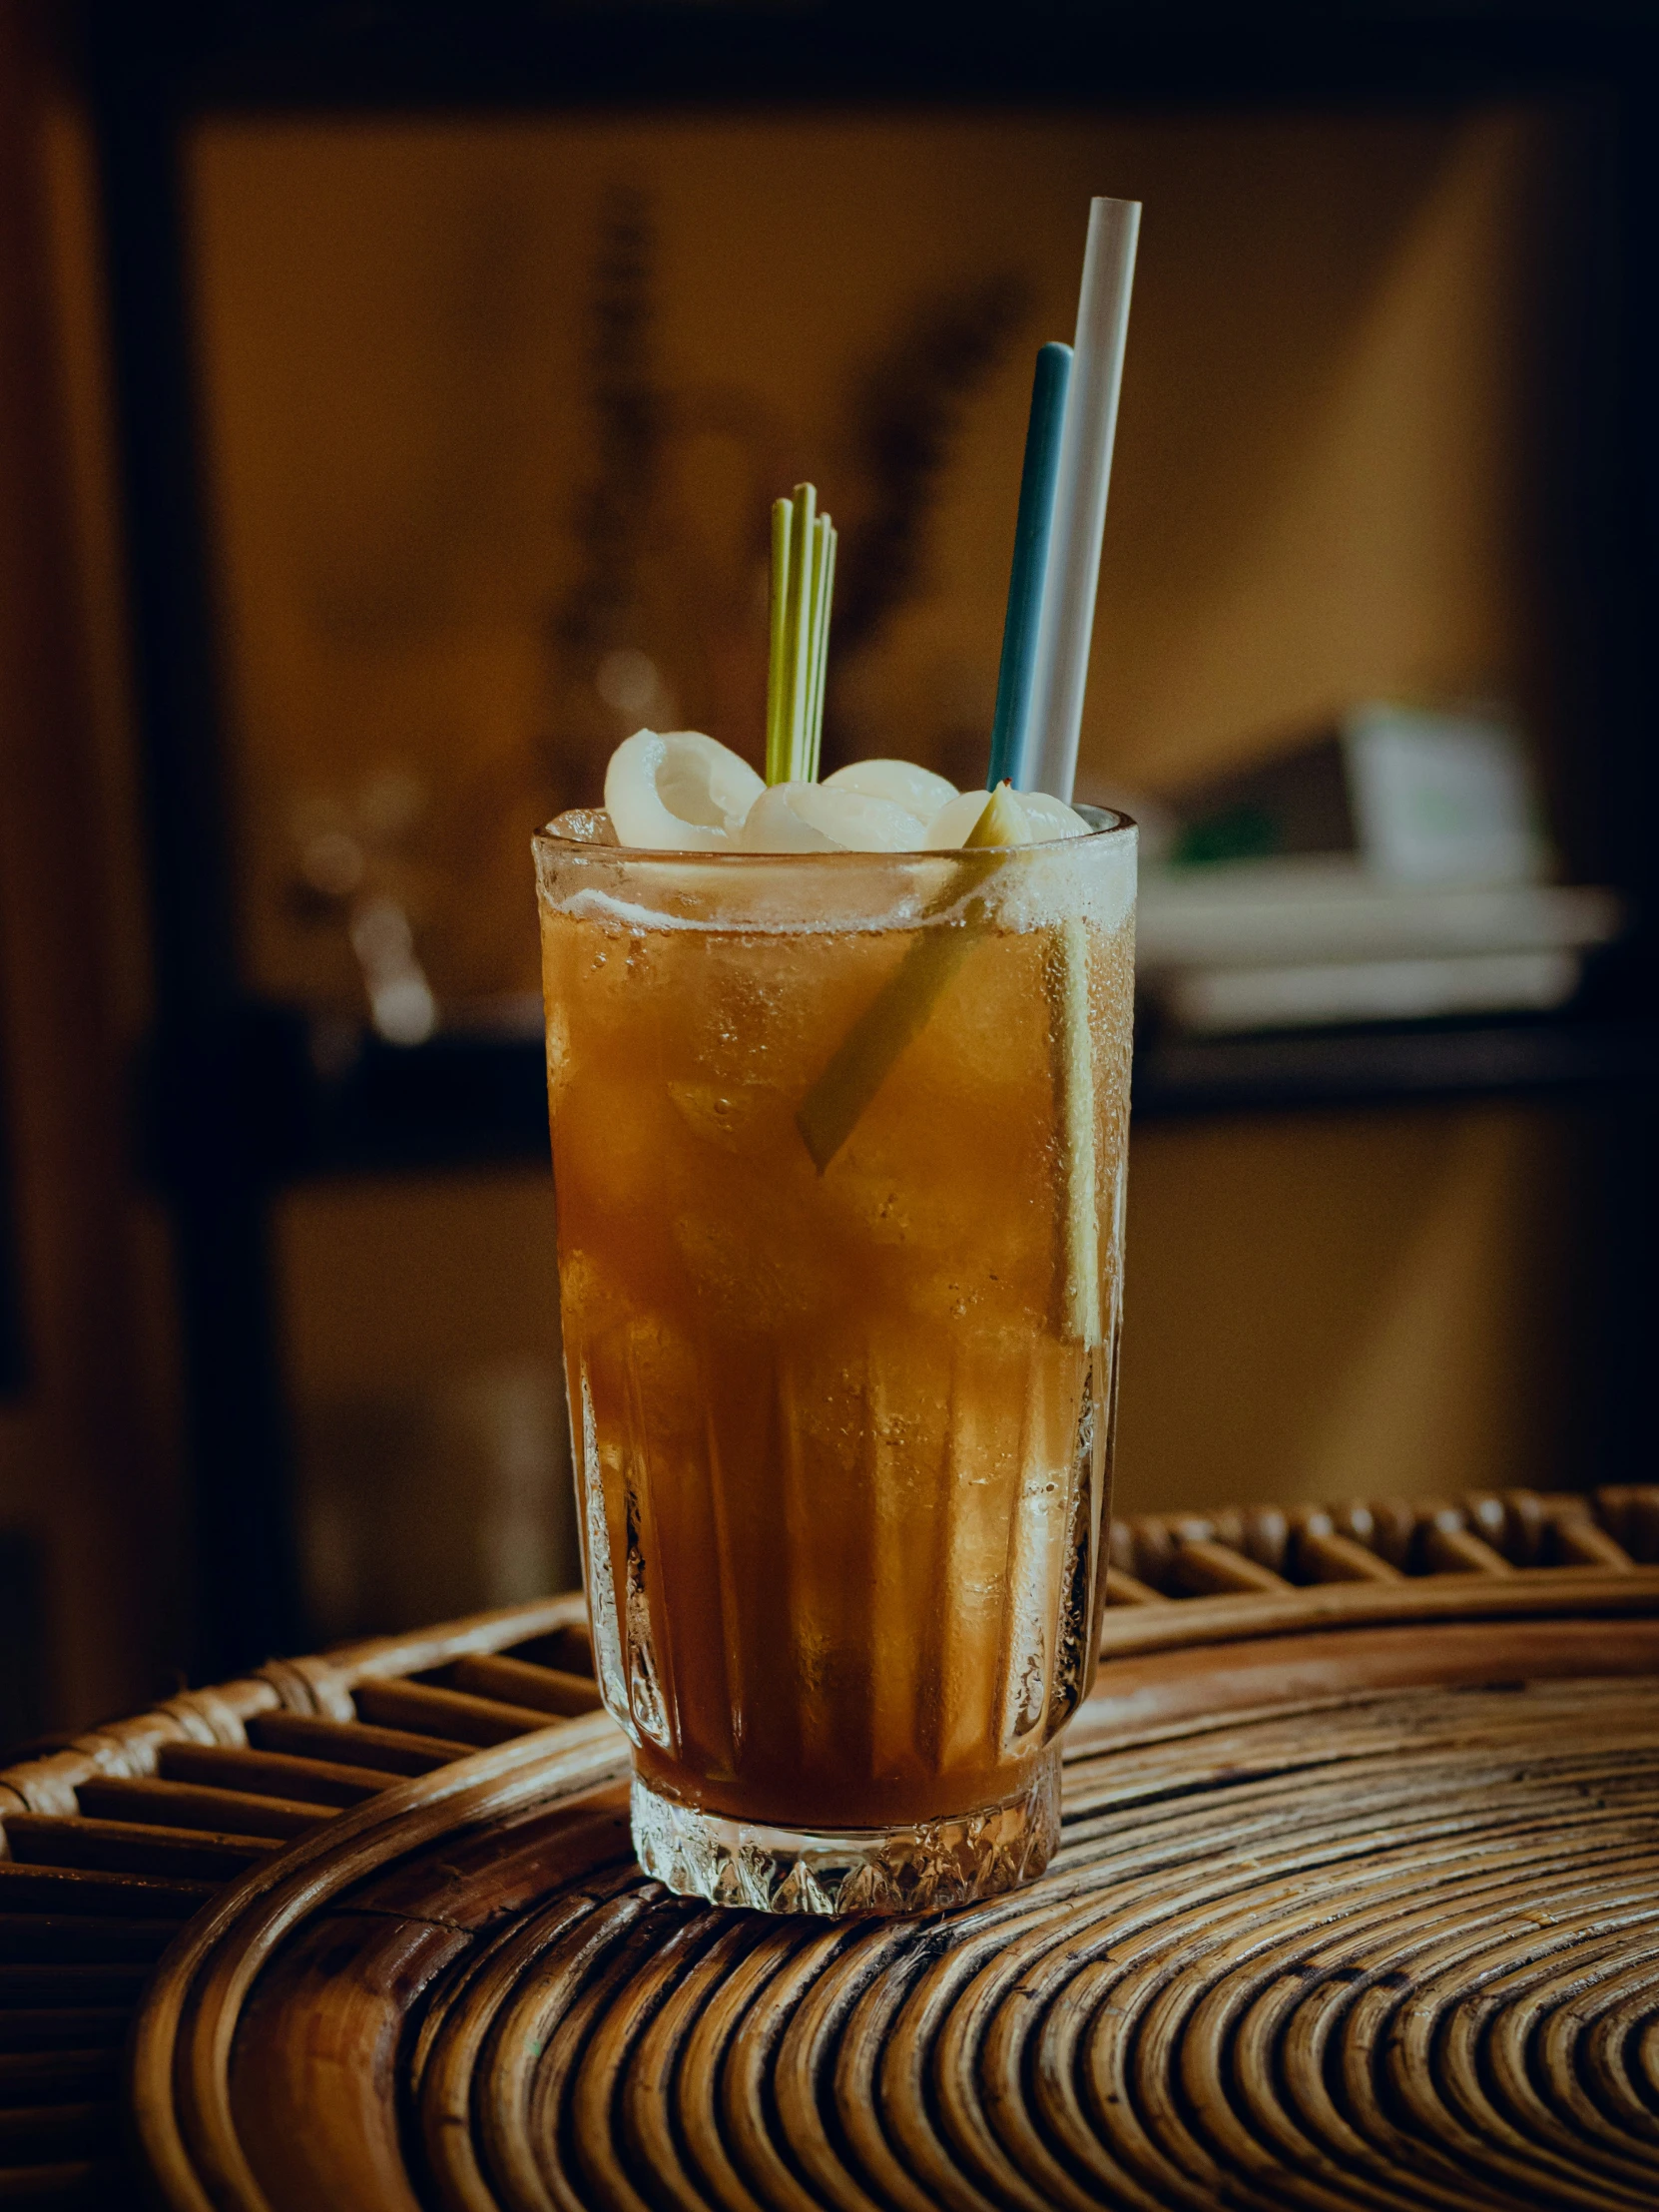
(666, 1080), (772, 1153)
(624, 1473), (672, 1750)
(576, 1367), (627, 1718)
(537, 730), (1135, 1840)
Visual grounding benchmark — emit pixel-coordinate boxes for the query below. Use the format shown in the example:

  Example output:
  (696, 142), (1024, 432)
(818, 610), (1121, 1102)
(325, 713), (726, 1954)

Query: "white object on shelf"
(1342, 702), (1551, 883)
(1137, 855), (1622, 970)
(1138, 849), (1623, 1034)
(1164, 950), (1584, 1035)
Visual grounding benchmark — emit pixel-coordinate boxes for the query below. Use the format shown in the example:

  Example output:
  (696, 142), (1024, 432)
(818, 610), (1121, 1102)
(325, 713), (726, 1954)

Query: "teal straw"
(987, 341), (1073, 791)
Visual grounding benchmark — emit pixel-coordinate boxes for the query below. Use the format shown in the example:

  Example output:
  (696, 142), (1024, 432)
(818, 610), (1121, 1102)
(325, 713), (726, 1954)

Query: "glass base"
(630, 1747), (1061, 1916)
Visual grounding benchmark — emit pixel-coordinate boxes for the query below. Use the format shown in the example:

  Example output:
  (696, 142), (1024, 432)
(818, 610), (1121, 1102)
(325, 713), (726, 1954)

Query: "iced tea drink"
(535, 814), (1136, 1912)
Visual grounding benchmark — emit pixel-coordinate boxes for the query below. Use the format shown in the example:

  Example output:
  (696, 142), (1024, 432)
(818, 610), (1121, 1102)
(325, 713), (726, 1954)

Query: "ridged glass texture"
(536, 814), (1136, 1910)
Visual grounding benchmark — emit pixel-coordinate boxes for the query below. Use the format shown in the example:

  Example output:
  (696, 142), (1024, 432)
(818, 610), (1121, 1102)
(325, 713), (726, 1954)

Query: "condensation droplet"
(578, 1368), (628, 1719)
(625, 1475), (672, 1748)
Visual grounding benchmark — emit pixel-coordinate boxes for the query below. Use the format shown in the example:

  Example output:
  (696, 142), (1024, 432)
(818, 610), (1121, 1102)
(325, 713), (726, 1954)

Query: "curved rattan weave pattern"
(406, 1674), (1659, 2212)
(132, 1612), (1659, 2212)
(2, 1486), (1657, 2209)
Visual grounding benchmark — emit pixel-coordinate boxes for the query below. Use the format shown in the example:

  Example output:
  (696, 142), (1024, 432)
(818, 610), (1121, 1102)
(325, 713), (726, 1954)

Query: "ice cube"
(545, 807), (618, 845)
(671, 1205), (830, 1325)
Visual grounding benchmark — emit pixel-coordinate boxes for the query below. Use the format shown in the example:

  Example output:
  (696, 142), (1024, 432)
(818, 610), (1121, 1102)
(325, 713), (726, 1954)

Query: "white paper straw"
(1026, 197), (1140, 803)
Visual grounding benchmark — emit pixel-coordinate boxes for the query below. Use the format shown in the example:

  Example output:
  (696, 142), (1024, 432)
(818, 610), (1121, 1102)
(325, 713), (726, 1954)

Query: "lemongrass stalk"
(801, 511), (828, 781)
(1048, 916), (1099, 1345)
(766, 487), (836, 785)
(766, 497), (795, 785)
(795, 789), (1024, 1173)
(796, 920), (981, 1172)
(805, 518), (836, 783)
(796, 783), (1101, 1353)
(788, 483), (817, 777)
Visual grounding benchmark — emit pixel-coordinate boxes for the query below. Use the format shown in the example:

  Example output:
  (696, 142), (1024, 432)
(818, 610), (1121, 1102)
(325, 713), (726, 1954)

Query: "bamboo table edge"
(128, 1577), (1659, 2212)
(129, 1712), (623, 2212)
(1096, 1564), (1659, 1655)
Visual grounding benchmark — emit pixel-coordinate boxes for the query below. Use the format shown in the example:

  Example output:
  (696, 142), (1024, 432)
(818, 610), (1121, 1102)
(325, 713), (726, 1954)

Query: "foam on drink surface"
(602, 729), (1092, 851)
(543, 725), (1133, 936)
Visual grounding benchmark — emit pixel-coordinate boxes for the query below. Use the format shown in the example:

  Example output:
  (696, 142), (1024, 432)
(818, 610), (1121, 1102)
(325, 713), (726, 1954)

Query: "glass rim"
(532, 802), (1136, 867)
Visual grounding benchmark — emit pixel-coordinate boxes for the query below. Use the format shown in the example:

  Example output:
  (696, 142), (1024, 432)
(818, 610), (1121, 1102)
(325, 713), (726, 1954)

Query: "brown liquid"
(542, 882), (1133, 1831)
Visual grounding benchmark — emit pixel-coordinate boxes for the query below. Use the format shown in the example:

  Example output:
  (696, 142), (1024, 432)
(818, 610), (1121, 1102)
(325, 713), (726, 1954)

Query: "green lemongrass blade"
(805, 518), (836, 783)
(796, 838), (1101, 1341)
(805, 514), (829, 779)
(787, 483), (818, 780)
(969, 774), (1099, 1339)
(796, 844), (1003, 1172)
(766, 483), (835, 785)
(783, 488), (811, 780)
(797, 779), (1024, 1170)
(796, 912), (981, 1172)
(778, 495), (804, 781)
(1049, 915), (1100, 1344)
(801, 515), (828, 783)
(801, 515), (827, 774)
(766, 497), (795, 784)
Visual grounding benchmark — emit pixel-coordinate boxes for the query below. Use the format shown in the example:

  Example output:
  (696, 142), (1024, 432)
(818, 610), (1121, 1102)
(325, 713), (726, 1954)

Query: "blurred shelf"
(300, 1024), (555, 1179)
(145, 1007), (1659, 1191)
(1132, 1016), (1659, 1120)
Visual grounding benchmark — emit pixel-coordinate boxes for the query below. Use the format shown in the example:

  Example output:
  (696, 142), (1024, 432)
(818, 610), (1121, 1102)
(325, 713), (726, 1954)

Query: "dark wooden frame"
(0, 1047), (27, 1400)
(64, 0), (1659, 1681)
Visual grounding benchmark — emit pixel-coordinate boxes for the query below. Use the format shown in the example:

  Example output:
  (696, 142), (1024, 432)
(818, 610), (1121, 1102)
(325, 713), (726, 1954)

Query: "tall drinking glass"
(535, 810), (1136, 1913)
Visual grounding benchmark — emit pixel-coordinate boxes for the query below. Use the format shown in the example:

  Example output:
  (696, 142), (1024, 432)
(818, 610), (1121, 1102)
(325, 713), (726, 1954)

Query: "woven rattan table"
(4, 1486), (1658, 2210)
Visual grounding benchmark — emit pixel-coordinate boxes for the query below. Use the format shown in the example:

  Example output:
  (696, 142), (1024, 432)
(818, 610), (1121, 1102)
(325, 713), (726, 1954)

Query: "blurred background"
(1, 0), (1653, 1742)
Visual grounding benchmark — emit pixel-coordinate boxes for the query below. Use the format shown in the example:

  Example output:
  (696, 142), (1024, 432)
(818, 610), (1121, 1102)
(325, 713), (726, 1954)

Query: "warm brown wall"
(187, 104), (1583, 1006)
(1114, 1103), (1580, 1514)
(275, 1174), (576, 1637)
(0, 13), (173, 1731)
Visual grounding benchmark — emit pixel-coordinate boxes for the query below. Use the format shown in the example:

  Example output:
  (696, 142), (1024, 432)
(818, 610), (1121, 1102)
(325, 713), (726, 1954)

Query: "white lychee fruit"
(604, 730), (765, 850)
